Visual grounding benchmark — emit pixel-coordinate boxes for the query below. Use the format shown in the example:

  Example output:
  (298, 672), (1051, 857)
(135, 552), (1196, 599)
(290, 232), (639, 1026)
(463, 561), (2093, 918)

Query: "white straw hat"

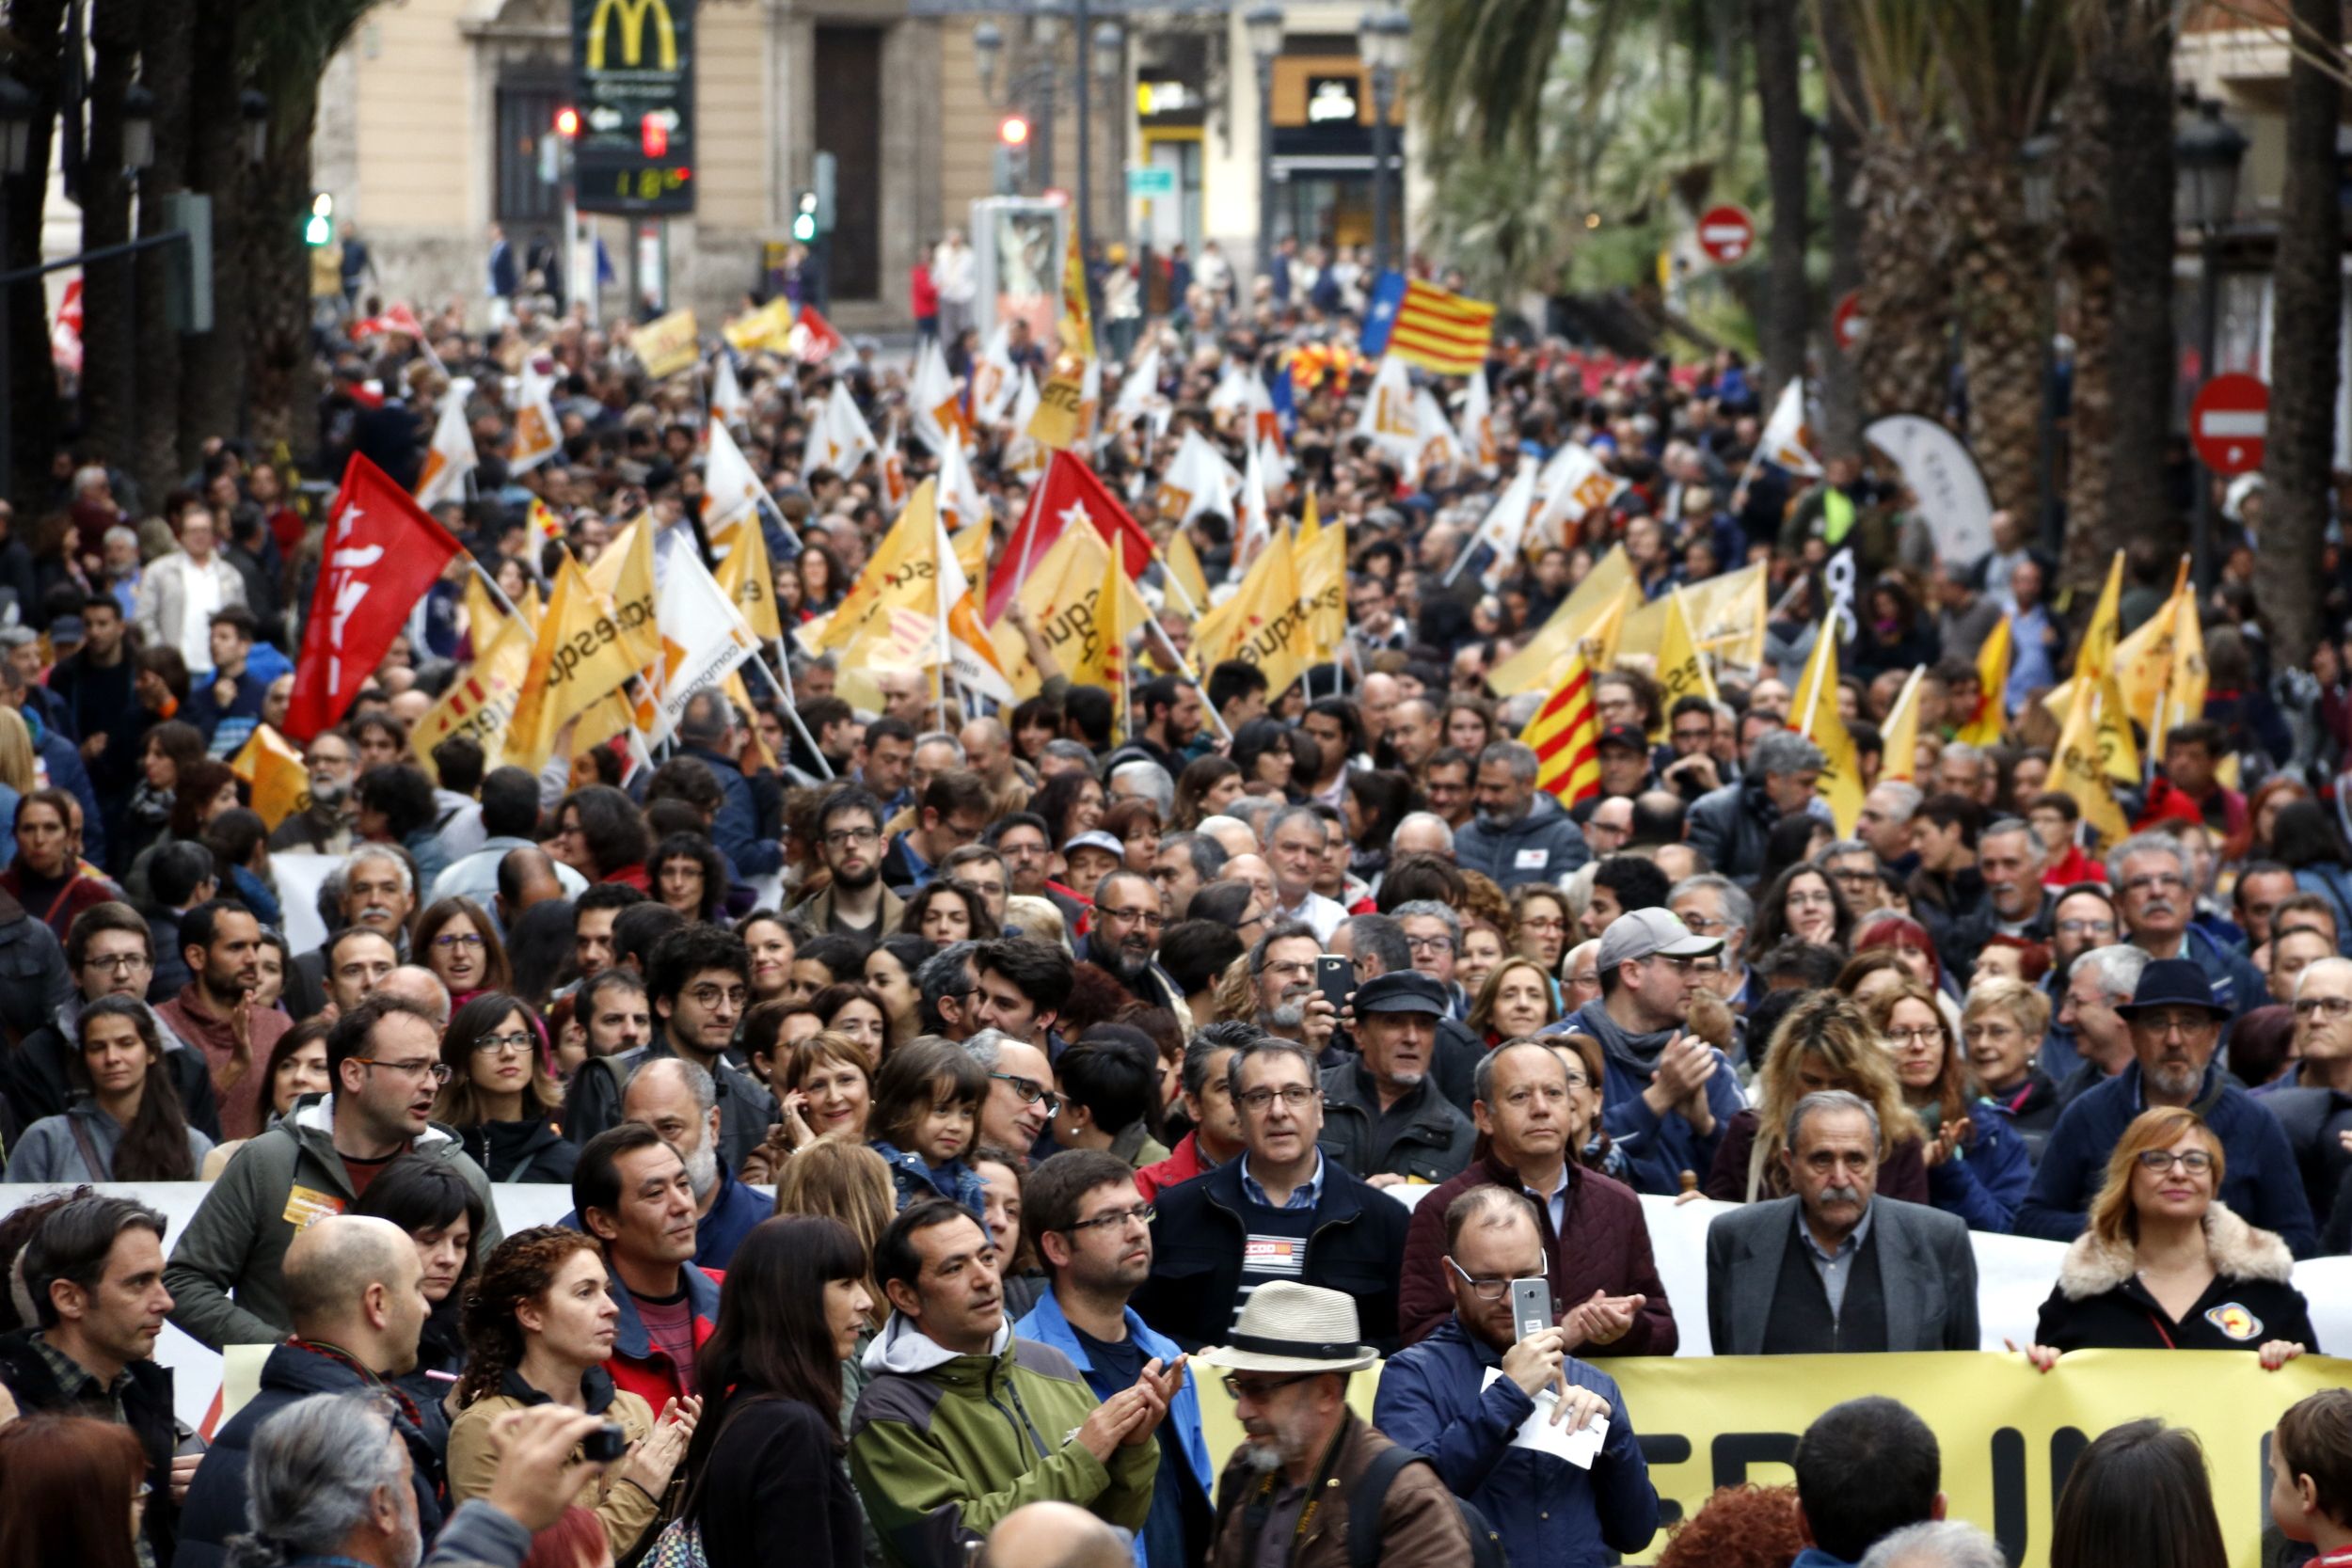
(1191, 1282), (1378, 1375)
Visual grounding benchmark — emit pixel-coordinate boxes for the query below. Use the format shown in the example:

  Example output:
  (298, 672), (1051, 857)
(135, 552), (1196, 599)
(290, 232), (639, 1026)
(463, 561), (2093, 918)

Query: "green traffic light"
(304, 214), (332, 245)
(792, 214), (816, 242)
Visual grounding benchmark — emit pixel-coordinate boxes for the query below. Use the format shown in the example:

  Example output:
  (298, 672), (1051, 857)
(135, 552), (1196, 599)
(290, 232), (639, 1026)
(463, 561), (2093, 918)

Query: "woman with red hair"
(0, 1414), (150, 1568)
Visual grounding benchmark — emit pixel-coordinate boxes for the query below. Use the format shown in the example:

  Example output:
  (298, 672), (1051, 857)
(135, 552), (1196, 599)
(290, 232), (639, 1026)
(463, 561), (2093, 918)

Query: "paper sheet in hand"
(1481, 1367), (1606, 1468)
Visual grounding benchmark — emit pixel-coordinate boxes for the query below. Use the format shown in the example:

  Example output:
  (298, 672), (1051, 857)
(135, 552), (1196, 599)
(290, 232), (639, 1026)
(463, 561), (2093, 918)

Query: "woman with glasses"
(1506, 885), (1573, 974)
(1960, 976), (2061, 1164)
(429, 990), (576, 1182)
(1865, 981), (2030, 1232)
(412, 896), (514, 1010)
(2023, 1107), (2313, 1365)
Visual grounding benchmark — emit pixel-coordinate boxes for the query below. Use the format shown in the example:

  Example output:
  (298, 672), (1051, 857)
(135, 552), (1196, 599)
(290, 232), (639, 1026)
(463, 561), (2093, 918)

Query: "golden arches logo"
(585, 0), (677, 70)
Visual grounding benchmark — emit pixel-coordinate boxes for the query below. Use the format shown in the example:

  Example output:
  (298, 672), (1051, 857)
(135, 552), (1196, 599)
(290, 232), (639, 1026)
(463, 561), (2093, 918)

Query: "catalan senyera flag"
(506, 552), (650, 773)
(1878, 666), (1926, 783)
(527, 497), (564, 546)
(1792, 619), (1865, 836)
(1489, 544), (1635, 696)
(1526, 650), (1602, 806)
(228, 725), (310, 830)
(1193, 528), (1311, 702)
(1295, 495), (1347, 653)
(583, 515), (660, 671)
(712, 518), (782, 642)
(1361, 270), (1496, 376)
(1956, 614), (2011, 746)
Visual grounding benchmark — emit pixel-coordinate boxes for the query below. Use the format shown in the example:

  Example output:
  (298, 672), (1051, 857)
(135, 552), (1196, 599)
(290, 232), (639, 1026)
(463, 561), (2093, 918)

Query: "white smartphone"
(1510, 1277), (1550, 1341)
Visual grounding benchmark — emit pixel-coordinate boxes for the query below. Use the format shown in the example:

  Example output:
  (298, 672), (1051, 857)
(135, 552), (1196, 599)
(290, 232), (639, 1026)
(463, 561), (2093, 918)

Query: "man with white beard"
(620, 1058), (770, 1271)
(1245, 921), (1339, 1062)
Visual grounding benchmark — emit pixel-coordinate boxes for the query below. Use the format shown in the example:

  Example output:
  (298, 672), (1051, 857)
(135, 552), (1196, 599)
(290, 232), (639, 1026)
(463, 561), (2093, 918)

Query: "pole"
(1255, 53), (1276, 286)
(1036, 58), (1057, 194)
(742, 646), (834, 781)
(1142, 615), (1231, 741)
(1074, 0), (1092, 259)
(1370, 69), (1392, 277)
(2192, 228), (2221, 594)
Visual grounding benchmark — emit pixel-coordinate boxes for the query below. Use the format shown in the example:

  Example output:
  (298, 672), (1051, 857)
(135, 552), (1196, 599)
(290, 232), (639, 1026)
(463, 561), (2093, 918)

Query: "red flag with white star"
(984, 450), (1157, 623)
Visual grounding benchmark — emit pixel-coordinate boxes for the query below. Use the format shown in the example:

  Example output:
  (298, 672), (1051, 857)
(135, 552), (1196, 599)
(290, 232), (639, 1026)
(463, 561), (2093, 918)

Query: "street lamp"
(239, 88), (269, 167)
(973, 20), (1005, 97)
(0, 75), (34, 180)
(2176, 97), (2248, 591)
(122, 82), (155, 176)
(1359, 6), (1409, 275)
(1247, 3), (1283, 283)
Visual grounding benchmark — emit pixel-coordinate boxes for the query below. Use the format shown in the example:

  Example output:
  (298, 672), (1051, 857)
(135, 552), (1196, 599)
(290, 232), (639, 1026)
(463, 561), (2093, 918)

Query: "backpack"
(1346, 1444), (1510, 1568)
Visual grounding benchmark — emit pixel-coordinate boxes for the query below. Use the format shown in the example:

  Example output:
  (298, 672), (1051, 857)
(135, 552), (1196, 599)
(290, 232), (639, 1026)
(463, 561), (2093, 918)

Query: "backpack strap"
(1345, 1445), (1427, 1568)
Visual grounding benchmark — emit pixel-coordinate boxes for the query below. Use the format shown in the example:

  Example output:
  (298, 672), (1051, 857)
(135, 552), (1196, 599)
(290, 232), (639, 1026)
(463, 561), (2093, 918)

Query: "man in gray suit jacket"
(1705, 1089), (1979, 1355)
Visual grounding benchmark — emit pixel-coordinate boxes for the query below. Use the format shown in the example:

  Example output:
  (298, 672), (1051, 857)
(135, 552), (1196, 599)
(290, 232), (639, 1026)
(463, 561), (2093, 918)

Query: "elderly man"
(1234, 922), (1339, 1062)
(268, 728), (361, 854)
(1942, 816), (2054, 974)
(962, 1028), (1061, 1156)
(1316, 972), (1475, 1185)
(850, 1199), (1168, 1564)
(1560, 909), (1739, 1196)
(2050, 942), (2146, 1099)
(1706, 1089), (1979, 1354)
(1397, 1039), (1674, 1353)
(619, 1057), (770, 1271)
(1856, 781), (1922, 875)
(1578, 795), (1637, 859)
(1668, 874), (1760, 1019)
(2015, 958), (2315, 1254)
(1688, 731), (1825, 882)
(1263, 806), (1346, 941)
(2107, 832), (2265, 1020)
(1394, 899), (1470, 1020)
(1388, 812), (1454, 864)
(1135, 1036), (1412, 1353)
(1375, 1189), (1658, 1568)
(279, 844), (417, 1019)
(1454, 741), (1592, 890)
(567, 926), (776, 1169)
(1151, 832), (1226, 920)
(1197, 1283), (1471, 1568)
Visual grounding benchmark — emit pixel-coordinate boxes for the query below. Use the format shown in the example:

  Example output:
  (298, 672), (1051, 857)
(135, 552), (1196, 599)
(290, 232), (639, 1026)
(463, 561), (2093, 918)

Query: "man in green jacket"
(162, 993), (501, 1350)
(850, 1198), (1176, 1568)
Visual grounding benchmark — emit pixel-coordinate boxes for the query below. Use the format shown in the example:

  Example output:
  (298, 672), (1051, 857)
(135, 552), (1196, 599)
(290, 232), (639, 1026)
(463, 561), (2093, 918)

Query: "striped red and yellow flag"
(1371, 274), (1497, 376)
(1526, 648), (1602, 805)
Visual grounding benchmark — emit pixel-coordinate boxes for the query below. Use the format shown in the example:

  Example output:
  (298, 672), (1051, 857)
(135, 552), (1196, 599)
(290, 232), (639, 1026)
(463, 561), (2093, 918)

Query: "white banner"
(1866, 412), (1995, 566)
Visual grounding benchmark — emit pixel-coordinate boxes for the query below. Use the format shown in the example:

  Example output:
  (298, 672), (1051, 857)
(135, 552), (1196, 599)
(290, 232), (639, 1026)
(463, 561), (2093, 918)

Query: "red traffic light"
(552, 105), (580, 137)
(641, 113), (669, 158)
(999, 115), (1030, 146)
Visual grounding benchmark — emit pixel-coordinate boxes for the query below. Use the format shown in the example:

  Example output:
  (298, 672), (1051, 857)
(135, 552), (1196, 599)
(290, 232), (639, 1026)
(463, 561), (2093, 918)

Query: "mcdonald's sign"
(572, 0), (695, 215)
(583, 0), (677, 70)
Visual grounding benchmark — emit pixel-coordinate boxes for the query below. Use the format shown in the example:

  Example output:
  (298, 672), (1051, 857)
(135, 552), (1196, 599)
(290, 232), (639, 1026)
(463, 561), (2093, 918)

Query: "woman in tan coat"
(445, 1226), (701, 1560)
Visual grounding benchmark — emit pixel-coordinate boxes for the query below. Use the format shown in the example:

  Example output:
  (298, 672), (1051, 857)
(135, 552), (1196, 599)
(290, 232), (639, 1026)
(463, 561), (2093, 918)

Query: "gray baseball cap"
(1594, 907), (1723, 973)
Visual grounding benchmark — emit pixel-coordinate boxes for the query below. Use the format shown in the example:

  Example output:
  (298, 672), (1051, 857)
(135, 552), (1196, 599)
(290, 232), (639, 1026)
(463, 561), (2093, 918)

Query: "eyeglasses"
(1066, 1203), (1155, 1235)
(1237, 1085), (1321, 1112)
(824, 828), (880, 849)
(1446, 1253), (1548, 1300)
(2294, 996), (2352, 1019)
(432, 931), (485, 951)
(1404, 935), (1456, 955)
(991, 1072), (1063, 1115)
(2057, 919), (2117, 937)
(84, 952), (151, 973)
(472, 1031), (535, 1056)
(1223, 1372), (1319, 1401)
(2136, 1148), (2214, 1174)
(1098, 906), (1165, 928)
(687, 984), (750, 1009)
(355, 1057), (453, 1085)
(1675, 912), (1725, 933)
(1883, 1026), (1941, 1050)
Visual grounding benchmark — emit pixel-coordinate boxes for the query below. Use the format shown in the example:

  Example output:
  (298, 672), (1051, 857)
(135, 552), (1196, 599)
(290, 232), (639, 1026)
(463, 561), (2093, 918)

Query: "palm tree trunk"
(2057, 75), (2112, 568)
(1950, 159), (2044, 519)
(1749, 0), (1807, 410)
(1817, 13), (1867, 460)
(179, 0), (249, 466)
(132, 0), (193, 509)
(1853, 141), (1954, 426)
(2255, 0), (2340, 672)
(6, 0), (69, 514)
(78, 0), (140, 479)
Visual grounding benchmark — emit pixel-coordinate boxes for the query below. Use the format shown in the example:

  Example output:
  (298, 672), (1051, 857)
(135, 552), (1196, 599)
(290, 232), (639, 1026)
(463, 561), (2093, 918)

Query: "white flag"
(1531, 441), (1628, 548)
(1464, 462), (1538, 592)
(938, 431), (987, 534)
(646, 529), (762, 748)
(1112, 341), (1172, 437)
(1006, 369), (1048, 482)
(1351, 356), (1418, 460)
(1233, 440), (1273, 578)
(708, 353), (749, 434)
(972, 324), (1019, 425)
(414, 378), (478, 510)
(508, 362), (563, 475)
(930, 505), (1018, 705)
(1155, 428), (1242, 527)
(1411, 388), (1461, 482)
(910, 339), (968, 455)
(701, 418), (768, 534)
(815, 381), (879, 476)
(1458, 372), (1498, 471)
(1758, 376), (1822, 477)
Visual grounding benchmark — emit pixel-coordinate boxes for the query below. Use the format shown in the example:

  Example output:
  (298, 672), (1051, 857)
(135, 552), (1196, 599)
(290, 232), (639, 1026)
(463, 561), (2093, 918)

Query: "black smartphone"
(1317, 954), (1353, 1016)
(580, 1421), (629, 1464)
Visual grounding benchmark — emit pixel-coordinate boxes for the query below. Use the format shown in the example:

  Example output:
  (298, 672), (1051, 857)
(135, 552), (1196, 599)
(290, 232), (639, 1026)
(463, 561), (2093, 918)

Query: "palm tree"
(1750, 0), (1807, 405)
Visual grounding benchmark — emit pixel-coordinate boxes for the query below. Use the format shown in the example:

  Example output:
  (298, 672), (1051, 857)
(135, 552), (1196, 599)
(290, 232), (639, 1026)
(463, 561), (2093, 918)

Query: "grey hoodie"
(1453, 790), (1593, 890)
(5, 1096), (214, 1182)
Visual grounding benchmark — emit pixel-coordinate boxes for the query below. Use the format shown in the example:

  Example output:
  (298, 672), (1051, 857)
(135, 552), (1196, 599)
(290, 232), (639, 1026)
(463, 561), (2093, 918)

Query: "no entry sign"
(1833, 290), (1866, 353)
(2189, 372), (2268, 476)
(1697, 204), (1756, 265)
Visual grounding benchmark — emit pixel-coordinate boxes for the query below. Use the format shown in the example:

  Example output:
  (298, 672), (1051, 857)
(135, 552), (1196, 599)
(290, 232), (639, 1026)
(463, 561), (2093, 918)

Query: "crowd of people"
(0, 237), (2344, 1568)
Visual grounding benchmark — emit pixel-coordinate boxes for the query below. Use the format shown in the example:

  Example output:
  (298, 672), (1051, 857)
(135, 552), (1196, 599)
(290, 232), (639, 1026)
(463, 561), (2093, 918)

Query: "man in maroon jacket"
(1396, 1038), (1677, 1353)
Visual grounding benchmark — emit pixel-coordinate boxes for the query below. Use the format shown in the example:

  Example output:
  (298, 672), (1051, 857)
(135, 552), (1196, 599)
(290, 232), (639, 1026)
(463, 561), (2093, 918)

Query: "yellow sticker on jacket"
(2204, 1303), (2263, 1341)
(282, 1185), (345, 1231)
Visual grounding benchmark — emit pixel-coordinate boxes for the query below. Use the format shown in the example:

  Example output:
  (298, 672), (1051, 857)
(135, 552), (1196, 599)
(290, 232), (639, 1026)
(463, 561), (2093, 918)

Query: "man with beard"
(1196, 1282), (1471, 1568)
(604, 1056), (771, 1270)
(961, 1028), (1060, 1156)
(1454, 741), (1592, 891)
(280, 846), (418, 1022)
(579, 968), (655, 1059)
(49, 594), (142, 821)
(1015, 1151), (1216, 1568)
(1704, 1088), (1979, 1354)
(1111, 676), (1206, 778)
(268, 728), (361, 854)
(1241, 922), (1339, 1063)
(165, 996), (501, 1350)
(2016, 958), (2316, 1255)
(2107, 832), (2265, 1021)
(566, 926), (776, 1168)
(153, 898), (293, 1141)
(789, 787), (905, 939)
(1079, 870), (1190, 1020)
(1315, 971), (1474, 1185)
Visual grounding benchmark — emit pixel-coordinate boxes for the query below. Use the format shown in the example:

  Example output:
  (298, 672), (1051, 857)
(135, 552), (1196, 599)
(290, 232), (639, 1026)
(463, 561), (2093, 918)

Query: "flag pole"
(1142, 617), (1231, 743)
(739, 652), (834, 782)
(464, 555), (525, 624)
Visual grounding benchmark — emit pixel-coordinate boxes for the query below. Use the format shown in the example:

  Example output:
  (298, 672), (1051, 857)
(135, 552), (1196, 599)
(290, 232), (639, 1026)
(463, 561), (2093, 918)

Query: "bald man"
(376, 965), (452, 1030)
(977, 1501), (1134, 1568)
(1197, 816), (1258, 861)
(174, 1215), (445, 1568)
(494, 845), (570, 931)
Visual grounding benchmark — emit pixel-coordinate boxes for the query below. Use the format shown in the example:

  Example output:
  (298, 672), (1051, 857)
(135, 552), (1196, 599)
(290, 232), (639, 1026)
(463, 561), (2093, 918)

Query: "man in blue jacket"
(2013, 957), (2318, 1256)
(2110, 832), (2266, 1021)
(1453, 741), (1592, 890)
(671, 690), (783, 880)
(1374, 1186), (1657, 1568)
(1016, 1150), (1213, 1568)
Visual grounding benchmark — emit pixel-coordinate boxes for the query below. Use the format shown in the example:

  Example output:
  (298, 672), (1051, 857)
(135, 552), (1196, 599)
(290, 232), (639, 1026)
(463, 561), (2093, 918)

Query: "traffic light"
(304, 192), (333, 247)
(994, 115), (1030, 195)
(793, 191), (817, 243)
(553, 104), (580, 138)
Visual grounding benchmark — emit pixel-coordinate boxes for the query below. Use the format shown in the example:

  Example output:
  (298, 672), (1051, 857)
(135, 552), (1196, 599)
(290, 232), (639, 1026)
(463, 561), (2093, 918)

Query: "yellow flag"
(1957, 614), (2010, 746)
(1580, 581), (1637, 673)
(1058, 225), (1095, 363)
(723, 297), (793, 355)
(807, 482), (948, 657)
(1791, 620), (1865, 836)
(1194, 530), (1311, 702)
(583, 516), (660, 671)
(2163, 588), (2207, 736)
(2093, 671), (2141, 785)
(506, 553), (652, 773)
(229, 725), (310, 831)
(1629, 562), (1768, 672)
(1165, 529), (1213, 618)
(951, 520), (991, 609)
(712, 519), (783, 642)
(2114, 557), (2193, 728)
(631, 309), (700, 380)
(1652, 587), (1717, 735)
(413, 612), (537, 779)
(1092, 518), (1139, 703)
(1490, 545), (1636, 695)
(984, 520), (1153, 699)
(2073, 549), (2125, 686)
(462, 571), (504, 653)
(1879, 666), (1927, 783)
(1026, 363), (1089, 451)
(1295, 496), (1347, 653)
(2055, 673), (2131, 845)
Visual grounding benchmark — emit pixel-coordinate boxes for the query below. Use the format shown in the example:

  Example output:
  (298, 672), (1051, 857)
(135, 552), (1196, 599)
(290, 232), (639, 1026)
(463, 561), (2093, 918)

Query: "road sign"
(1127, 166), (1176, 198)
(1696, 204), (1755, 265)
(1833, 290), (1865, 353)
(2189, 372), (2269, 476)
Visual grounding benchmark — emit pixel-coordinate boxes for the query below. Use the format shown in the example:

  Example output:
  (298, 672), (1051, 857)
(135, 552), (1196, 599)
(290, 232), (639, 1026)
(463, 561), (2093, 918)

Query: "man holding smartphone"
(1374, 1188), (1660, 1568)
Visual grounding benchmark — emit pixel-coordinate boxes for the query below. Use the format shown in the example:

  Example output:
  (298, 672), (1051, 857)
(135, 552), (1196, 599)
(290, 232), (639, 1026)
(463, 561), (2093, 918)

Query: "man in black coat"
(1133, 1035), (1413, 1353)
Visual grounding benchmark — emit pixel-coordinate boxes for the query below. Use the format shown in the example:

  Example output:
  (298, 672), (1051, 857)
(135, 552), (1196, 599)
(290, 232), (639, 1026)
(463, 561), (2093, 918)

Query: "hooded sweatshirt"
(1453, 791), (1593, 891)
(1561, 997), (1744, 1197)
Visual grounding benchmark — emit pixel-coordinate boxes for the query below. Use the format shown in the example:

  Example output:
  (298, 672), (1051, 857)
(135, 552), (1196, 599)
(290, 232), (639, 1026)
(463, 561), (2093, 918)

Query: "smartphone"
(1316, 955), (1353, 1015)
(1510, 1278), (1551, 1342)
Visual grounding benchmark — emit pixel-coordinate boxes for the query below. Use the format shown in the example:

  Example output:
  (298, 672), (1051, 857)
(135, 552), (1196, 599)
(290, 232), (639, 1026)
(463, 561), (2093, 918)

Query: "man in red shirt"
(576, 1121), (719, 1410)
(153, 899), (292, 1143)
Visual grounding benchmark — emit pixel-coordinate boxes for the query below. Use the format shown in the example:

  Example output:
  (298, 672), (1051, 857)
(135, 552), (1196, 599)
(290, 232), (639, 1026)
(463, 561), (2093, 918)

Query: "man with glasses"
(2107, 832), (2265, 1022)
(267, 728), (360, 855)
(2250, 958), (2352, 1237)
(961, 1027), (1061, 1155)
(1016, 1150), (1216, 1568)
(1241, 922), (1340, 1062)
(1136, 1035), (1412, 1353)
(2015, 958), (2315, 1254)
(1668, 874), (1759, 1020)
(565, 925), (777, 1170)
(8, 900), (222, 1142)
(1558, 908), (1739, 1197)
(1080, 871), (1189, 1021)
(789, 787), (905, 939)
(166, 994), (501, 1349)
(881, 768), (994, 895)
(154, 898), (292, 1141)
(1376, 1188), (1657, 1568)
(1422, 749), (1474, 832)
(1813, 840), (1885, 919)
(1397, 1039), (1675, 1354)
(1394, 900), (1470, 1021)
